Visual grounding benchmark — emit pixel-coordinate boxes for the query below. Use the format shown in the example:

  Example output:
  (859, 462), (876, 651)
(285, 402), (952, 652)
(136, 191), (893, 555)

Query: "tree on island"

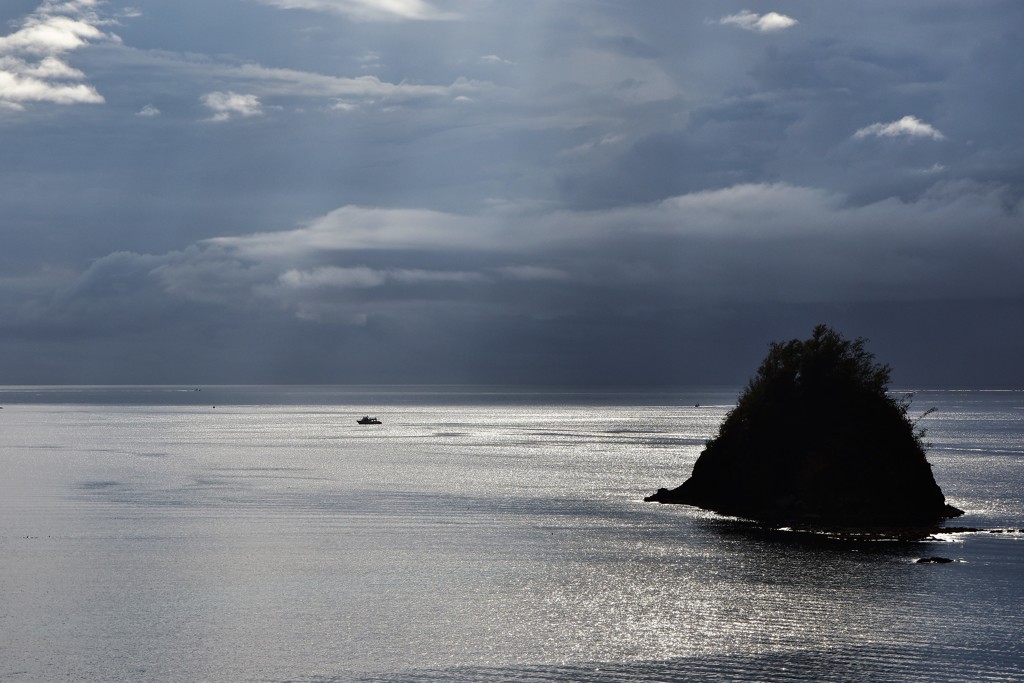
(647, 325), (963, 525)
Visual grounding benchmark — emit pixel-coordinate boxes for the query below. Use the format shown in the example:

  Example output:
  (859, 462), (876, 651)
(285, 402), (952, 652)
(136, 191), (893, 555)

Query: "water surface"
(1, 387), (1021, 681)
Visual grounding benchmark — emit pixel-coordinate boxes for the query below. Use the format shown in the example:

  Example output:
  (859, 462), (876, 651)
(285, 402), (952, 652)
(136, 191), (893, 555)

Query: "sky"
(1, 0), (1021, 387)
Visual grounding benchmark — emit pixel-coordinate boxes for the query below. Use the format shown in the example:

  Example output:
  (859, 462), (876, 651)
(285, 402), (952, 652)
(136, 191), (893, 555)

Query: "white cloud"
(719, 10), (798, 32)
(278, 266), (484, 290)
(357, 51), (381, 70)
(0, 69), (102, 108)
(201, 91), (263, 122)
(854, 115), (946, 140)
(0, 16), (103, 55)
(279, 266), (387, 289)
(498, 265), (569, 282)
(206, 206), (489, 258)
(1, 55), (84, 79)
(252, 0), (460, 21)
(479, 54), (514, 66)
(559, 134), (626, 159)
(0, 1), (114, 109)
(93, 47), (489, 117)
(182, 182), (1021, 310)
(221, 63), (483, 102)
(136, 103), (159, 116)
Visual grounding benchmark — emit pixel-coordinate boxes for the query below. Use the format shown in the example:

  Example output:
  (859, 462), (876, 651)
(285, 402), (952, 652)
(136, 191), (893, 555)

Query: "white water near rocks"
(1, 387), (1021, 682)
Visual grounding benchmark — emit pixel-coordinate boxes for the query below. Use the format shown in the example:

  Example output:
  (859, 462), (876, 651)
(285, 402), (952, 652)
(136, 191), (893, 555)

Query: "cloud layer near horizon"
(1, 1), (1021, 386)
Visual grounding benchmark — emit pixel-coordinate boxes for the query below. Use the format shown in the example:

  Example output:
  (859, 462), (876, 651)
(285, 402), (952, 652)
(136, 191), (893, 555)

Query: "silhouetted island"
(647, 325), (964, 526)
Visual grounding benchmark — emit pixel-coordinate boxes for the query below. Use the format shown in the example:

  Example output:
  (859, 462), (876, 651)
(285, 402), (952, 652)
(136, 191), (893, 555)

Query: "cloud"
(479, 54), (514, 66)
(357, 51), (381, 70)
(1, 55), (83, 79)
(0, 1), (115, 109)
(201, 91), (263, 121)
(719, 10), (798, 33)
(1, 2), (1022, 386)
(0, 15), (105, 55)
(560, 134), (626, 159)
(205, 206), (490, 258)
(98, 47), (487, 119)
(497, 265), (570, 282)
(110, 181), (1019, 324)
(277, 265), (484, 290)
(854, 115), (946, 140)
(157, 57), (487, 109)
(0, 70), (103, 108)
(4, 180), (1020, 383)
(252, 0), (460, 21)
(278, 266), (387, 289)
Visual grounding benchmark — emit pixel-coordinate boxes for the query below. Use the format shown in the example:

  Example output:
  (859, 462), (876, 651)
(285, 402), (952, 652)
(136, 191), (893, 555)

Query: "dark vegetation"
(647, 325), (963, 525)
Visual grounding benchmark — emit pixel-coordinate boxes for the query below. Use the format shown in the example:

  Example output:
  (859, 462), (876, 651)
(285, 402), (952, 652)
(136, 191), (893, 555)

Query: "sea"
(1, 385), (1021, 682)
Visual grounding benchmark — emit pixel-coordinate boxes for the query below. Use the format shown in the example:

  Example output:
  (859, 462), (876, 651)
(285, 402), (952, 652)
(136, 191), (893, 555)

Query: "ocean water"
(0, 386), (1021, 682)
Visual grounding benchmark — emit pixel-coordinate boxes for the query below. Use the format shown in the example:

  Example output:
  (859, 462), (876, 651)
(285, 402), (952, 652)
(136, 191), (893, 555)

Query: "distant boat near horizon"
(357, 416), (381, 425)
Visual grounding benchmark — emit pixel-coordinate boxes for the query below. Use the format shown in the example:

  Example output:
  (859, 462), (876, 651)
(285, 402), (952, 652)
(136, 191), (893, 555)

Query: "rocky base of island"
(644, 481), (964, 529)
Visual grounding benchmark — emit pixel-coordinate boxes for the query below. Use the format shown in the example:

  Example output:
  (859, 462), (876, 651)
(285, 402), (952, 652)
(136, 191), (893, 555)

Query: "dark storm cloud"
(4, 181), (1020, 383)
(0, 1), (1021, 386)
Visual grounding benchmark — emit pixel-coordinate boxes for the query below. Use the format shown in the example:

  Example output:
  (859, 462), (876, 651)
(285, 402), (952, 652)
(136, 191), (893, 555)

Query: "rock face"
(646, 325), (963, 525)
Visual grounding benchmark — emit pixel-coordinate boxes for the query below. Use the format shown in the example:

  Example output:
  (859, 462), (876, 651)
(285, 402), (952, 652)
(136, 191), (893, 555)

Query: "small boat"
(357, 416), (381, 425)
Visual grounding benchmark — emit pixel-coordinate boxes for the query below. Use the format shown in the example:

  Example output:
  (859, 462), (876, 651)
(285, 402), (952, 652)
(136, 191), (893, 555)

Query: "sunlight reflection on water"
(0, 388), (1021, 681)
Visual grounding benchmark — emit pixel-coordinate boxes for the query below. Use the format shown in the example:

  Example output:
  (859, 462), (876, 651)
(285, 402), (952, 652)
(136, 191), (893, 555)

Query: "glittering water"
(1, 386), (1021, 682)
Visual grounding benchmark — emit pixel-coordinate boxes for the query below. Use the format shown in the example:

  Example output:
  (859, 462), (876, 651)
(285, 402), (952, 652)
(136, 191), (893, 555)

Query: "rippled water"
(1, 387), (1021, 682)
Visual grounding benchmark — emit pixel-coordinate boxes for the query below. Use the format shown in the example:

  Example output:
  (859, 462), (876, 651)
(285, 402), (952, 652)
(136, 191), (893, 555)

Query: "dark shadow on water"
(698, 516), (994, 573)
(697, 516), (940, 550)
